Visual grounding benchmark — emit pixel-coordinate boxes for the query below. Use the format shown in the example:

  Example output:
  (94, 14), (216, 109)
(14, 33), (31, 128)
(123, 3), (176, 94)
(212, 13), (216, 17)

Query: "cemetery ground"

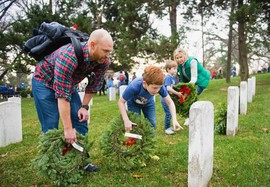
(0, 73), (269, 187)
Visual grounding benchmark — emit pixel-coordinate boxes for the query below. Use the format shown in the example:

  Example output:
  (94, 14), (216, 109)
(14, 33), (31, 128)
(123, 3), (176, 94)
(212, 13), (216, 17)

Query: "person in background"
(117, 70), (127, 86)
(107, 75), (114, 96)
(217, 66), (223, 79)
(161, 60), (183, 135)
(117, 70), (127, 94)
(32, 29), (114, 173)
(231, 66), (236, 77)
(124, 71), (129, 85)
(118, 65), (183, 133)
(132, 72), (137, 81)
(99, 79), (106, 95)
(211, 68), (217, 79)
(174, 48), (210, 126)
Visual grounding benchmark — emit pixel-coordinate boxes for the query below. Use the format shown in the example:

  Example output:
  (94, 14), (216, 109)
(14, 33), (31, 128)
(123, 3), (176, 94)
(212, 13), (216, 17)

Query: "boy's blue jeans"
(197, 86), (205, 95)
(32, 78), (88, 135)
(127, 100), (156, 129)
(161, 98), (171, 130)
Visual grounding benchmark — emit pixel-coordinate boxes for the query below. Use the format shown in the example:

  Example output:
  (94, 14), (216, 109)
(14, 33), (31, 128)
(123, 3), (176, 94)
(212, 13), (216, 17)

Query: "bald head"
(89, 29), (113, 44)
(88, 29), (114, 63)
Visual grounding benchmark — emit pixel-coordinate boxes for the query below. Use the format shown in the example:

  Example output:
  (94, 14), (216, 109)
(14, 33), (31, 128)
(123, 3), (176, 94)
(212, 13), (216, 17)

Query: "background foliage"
(0, 0), (269, 84)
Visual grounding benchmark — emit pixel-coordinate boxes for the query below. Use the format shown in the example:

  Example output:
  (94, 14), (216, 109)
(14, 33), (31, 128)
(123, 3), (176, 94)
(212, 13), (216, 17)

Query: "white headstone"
(0, 101), (22, 147)
(188, 101), (214, 187)
(119, 85), (128, 97)
(8, 96), (21, 104)
(251, 76), (256, 96)
(109, 87), (116, 101)
(226, 86), (239, 136)
(240, 81), (247, 115)
(247, 78), (253, 103)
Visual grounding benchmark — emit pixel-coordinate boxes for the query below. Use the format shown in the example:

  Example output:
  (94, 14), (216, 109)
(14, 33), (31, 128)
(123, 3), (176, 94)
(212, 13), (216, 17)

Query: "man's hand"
(64, 128), (77, 144)
(78, 107), (89, 122)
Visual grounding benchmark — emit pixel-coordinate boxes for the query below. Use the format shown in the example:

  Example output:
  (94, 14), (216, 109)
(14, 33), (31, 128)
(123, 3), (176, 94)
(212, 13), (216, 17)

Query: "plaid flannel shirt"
(33, 42), (110, 101)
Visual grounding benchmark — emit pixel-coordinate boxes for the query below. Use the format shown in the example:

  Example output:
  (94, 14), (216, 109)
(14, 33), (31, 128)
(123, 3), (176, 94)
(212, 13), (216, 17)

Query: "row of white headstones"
(0, 77), (256, 187)
(106, 77), (256, 187)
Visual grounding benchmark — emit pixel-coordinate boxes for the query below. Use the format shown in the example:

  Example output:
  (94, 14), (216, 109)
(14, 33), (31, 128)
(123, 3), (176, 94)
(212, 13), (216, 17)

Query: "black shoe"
(84, 163), (99, 173)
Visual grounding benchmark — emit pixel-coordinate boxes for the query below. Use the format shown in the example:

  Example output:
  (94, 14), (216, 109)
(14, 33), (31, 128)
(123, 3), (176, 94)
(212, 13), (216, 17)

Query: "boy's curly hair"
(143, 66), (164, 85)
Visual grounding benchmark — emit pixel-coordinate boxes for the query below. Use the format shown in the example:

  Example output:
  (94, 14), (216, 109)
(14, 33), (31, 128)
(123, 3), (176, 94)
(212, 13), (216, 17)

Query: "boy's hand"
(173, 121), (184, 131)
(124, 120), (137, 131)
(176, 92), (183, 98)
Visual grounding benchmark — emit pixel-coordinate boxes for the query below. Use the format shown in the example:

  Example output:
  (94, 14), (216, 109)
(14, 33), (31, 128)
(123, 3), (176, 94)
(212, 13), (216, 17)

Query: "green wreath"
(171, 83), (198, 118)
(100, 112), (156, 170)
(31, 129), (92, 187)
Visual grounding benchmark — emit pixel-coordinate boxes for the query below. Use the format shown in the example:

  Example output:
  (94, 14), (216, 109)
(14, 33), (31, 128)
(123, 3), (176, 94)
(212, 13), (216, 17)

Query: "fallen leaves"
(132, 173), (143, 178)
(262, 128), (269, 133)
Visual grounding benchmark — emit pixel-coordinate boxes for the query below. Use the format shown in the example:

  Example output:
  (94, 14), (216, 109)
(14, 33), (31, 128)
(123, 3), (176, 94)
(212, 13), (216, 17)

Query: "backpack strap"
(70, 37), (96, 87)
(70, 37), (84, 65)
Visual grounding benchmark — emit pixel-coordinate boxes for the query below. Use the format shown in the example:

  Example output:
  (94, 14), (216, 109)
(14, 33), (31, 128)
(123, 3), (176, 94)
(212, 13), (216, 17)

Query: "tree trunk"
(48, 0), (53, 15)
(238, 0), (249, 81)
(200, 4), (205, 67)
(169, 0), (178, 49)
(226, 0), (235, 83)
(0, 68), (9, 81)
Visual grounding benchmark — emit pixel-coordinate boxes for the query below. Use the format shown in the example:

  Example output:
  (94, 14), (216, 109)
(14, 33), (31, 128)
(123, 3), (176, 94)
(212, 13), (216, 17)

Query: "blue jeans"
(197, 86), (205, 95)
(161, 98), (171, 130)
(32, 78), (88, 135)
(127, 100), (156, 129)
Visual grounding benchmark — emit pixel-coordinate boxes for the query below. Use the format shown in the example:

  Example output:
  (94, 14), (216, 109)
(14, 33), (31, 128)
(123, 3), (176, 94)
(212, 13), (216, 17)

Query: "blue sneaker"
(84, 163), (99, 173)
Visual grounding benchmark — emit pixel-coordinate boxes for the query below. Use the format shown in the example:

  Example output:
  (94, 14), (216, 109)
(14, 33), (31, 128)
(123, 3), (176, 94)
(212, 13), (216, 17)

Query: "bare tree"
(226, 0), (235, 83)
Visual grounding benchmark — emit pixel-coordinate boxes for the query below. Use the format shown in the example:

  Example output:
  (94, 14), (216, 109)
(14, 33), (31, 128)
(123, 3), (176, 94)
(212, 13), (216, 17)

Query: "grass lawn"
(0, 73), (269, 187)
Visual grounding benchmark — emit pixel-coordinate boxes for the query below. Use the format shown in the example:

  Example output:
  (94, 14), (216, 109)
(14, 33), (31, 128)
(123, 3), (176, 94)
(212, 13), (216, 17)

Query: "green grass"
(0, 73), (270, 187)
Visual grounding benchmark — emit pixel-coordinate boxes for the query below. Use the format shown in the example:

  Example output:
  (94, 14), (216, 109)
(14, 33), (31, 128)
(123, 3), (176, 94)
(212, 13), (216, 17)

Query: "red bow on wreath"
(179, 85), (191, 104)
(62, 145), (73, 156)
(123, 137), (136, 146)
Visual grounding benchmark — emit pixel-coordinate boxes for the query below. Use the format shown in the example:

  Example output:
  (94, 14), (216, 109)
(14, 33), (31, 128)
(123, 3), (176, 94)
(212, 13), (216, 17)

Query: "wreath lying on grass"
(31, 129), (92, 187)
(171, 83), (198, 118)
(100, 112), (156, 170)
(214, 103), (227, 135)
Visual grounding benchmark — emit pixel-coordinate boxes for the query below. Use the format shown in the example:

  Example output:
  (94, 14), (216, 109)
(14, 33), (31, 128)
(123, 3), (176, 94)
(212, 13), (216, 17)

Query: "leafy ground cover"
(0, 73), (269, 187)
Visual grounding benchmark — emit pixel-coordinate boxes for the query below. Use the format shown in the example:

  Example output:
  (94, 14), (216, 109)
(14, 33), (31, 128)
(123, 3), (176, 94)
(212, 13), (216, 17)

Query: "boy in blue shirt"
(161, 60), (183, 135)
(118, 65), (183, 132)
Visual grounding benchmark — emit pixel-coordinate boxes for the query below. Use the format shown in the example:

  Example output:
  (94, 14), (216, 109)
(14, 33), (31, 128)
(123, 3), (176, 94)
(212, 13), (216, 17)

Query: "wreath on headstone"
(171, 83), (198, 118)
(31, 129), (93, 187)
(100, 112), (156, 170)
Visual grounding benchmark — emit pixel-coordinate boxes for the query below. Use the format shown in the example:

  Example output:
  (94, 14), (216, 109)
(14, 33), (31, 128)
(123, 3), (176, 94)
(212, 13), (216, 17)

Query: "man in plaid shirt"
(32, 29), (113, 172)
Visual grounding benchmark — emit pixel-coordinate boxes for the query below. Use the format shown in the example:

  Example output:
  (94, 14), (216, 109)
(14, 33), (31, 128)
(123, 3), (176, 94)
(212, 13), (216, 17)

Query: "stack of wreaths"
(100, 112), (156, 170)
